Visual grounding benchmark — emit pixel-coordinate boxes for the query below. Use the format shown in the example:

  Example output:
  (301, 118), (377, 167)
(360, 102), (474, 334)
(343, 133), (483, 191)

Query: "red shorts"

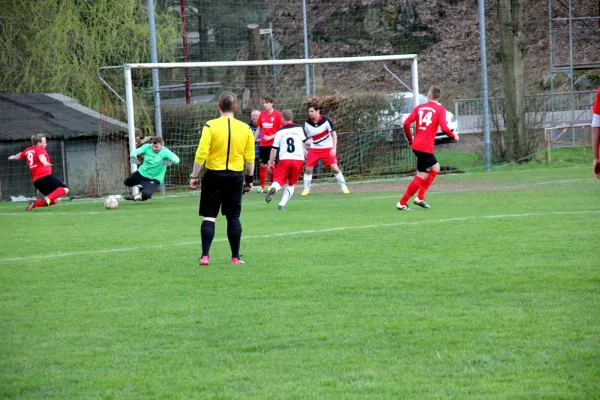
(306, 147), (338, 168)
(273, 159), (305, 186)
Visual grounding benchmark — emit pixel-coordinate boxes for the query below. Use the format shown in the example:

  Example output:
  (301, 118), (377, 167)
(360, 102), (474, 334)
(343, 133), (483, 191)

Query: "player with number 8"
(265, 110), (311, 210)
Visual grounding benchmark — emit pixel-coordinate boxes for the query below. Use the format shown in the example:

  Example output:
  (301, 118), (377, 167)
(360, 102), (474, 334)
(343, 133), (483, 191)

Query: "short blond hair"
(281, 109), (293, 122)
(428, 86), (442, 100)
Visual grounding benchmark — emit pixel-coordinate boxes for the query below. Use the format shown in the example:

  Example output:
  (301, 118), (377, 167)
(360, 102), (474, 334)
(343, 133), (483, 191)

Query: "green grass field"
(1, 166), (599, 399)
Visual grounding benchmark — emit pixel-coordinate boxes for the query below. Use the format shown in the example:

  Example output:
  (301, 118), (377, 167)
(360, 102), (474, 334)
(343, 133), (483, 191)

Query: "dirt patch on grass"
(307, 179), (512, 195)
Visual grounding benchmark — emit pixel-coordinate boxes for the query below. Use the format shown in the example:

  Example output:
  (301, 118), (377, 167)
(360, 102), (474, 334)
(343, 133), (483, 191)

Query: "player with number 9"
(7, 134), (69, 211)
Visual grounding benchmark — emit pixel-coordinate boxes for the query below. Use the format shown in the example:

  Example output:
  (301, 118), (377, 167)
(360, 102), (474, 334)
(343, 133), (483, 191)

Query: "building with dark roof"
(0, 94), (129, 200)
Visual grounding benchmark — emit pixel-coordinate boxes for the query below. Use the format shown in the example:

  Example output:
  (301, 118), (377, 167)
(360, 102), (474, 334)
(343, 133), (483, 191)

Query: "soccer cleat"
(125, 195), (135, 201)
(341, 186), (350, 194)
(277, 205), (286, 210)
(199, 256), (210, 266)
(25, 200), (36, 211)
(301, 190), (310, 196)
(265, 187), (277, 203)
(396, 202), (411, 211)
(44, 197), (51, 206)
(232, 257), (245, 265)
(413, 198), (430, 209)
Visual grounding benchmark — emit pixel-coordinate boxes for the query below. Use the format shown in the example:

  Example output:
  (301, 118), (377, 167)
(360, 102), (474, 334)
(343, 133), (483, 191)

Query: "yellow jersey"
(194, 116), (255, 172)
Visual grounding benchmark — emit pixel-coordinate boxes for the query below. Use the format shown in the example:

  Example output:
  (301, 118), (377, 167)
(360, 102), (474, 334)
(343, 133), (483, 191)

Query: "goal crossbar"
(124, 54), (417, 70)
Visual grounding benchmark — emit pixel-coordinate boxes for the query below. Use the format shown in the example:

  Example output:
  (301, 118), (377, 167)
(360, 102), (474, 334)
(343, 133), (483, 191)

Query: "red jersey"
(403, 101), (455, 154)
(19, 145), (52, 182)
(258, 109), (283, 146)
(593, 86), (600, 114)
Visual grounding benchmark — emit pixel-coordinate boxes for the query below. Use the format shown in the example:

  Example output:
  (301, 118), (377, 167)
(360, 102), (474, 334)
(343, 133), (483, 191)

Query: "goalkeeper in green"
(124, 136), (180, 201)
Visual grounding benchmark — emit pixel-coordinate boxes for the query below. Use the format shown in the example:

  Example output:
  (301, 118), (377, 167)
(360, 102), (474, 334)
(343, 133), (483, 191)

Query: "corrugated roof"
(0, 94), (127, 140)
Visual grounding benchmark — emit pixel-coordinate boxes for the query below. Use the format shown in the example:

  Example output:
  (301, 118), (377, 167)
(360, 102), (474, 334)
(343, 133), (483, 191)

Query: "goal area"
(97, 55), (420, 196)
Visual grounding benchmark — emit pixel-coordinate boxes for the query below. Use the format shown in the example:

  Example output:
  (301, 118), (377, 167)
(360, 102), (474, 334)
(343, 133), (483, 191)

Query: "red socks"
(400, 176), (424, 205)
(34, 187), (67, 208)
(48, 187), (67, 202)
(418, 170), (438, 200)
(34, 199), (47, 207)
(259, 165), (267, 188)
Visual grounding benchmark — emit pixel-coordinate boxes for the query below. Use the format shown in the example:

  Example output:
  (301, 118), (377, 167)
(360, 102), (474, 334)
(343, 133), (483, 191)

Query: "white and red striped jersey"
(303, 115), (335, 149)
(272, 122), (309, 161)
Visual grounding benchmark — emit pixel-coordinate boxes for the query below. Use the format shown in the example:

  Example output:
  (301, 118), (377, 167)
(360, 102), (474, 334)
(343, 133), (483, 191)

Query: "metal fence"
(454, 90), (596, 135)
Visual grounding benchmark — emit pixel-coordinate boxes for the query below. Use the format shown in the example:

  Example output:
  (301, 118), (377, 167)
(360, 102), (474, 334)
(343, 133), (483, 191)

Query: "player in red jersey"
(8, 134), (69, 211)
(591, 86), (600, 178)
(397, 86), (459, 210)
(254, 95), (283, 192)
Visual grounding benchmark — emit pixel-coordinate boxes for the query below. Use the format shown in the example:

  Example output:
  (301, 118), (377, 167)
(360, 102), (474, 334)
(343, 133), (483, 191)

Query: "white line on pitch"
(1, 210), (598, 263)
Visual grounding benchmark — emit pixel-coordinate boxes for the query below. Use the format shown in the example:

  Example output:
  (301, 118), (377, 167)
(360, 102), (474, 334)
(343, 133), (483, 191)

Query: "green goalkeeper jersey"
(131, 144), (180, 183)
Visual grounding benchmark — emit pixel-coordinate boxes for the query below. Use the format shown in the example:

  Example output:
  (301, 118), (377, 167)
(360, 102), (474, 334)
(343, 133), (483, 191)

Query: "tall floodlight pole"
(147, 0), (163, 137)
(302, 0), (310, 96)
(478, 0), (491, 171)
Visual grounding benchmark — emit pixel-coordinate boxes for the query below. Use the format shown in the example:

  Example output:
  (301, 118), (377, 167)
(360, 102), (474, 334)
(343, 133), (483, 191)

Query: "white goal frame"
(123, 54), (419, 174)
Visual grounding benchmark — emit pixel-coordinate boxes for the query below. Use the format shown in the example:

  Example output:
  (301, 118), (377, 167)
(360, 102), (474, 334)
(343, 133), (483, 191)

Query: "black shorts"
(412, 150), (438, 172)
(124, 171), (160, 196)
(199, 170), (244, 218)
(258, 146), (272, 165)
(33, 175), (67, 196)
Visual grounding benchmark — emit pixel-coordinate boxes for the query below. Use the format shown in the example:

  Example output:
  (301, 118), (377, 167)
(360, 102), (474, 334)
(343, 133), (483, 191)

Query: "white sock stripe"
(1, 210), (597, 263)
(303, 174), (312, 190)
(280, 186), (294, 206)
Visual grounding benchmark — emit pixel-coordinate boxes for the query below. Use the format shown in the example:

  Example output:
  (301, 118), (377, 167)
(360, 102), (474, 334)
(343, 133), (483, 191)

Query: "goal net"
(97, 54), (420, 195)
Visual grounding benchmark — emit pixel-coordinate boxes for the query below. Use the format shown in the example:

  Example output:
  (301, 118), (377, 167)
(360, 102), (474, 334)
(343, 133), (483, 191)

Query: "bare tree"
(498, 0), (529, 160)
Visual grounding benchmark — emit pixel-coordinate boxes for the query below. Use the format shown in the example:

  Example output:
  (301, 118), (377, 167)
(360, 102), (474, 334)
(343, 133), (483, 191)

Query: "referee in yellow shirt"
(189, 92), (255, 266)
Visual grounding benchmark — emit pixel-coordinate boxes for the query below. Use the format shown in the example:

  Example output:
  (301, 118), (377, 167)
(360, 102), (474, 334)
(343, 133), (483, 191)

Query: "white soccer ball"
(104, 196), (119, 210)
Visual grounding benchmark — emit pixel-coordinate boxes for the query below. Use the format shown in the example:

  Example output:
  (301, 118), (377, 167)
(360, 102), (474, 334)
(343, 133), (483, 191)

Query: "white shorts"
(592, 113), (600, 128)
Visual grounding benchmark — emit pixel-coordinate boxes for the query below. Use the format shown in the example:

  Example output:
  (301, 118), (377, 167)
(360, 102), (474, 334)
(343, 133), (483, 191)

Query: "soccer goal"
(543, 123), (592, 165)
(99, 54), (420, 193)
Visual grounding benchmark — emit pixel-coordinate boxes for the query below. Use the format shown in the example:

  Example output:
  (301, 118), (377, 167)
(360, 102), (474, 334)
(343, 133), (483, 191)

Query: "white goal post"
(122, 54), (419, 177)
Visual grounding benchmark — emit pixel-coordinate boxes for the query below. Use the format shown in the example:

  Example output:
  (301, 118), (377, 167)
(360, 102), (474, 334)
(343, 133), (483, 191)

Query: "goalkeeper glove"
(129, 156), (140, 164)
(162, 159), (173, 166)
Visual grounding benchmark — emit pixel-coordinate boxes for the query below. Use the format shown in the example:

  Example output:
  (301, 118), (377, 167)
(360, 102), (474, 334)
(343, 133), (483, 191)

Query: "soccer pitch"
(1, 166), (599, 399)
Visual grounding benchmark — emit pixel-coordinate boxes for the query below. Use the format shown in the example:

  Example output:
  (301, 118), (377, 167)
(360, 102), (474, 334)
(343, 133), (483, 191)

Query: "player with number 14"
(397, 86), (459, 210)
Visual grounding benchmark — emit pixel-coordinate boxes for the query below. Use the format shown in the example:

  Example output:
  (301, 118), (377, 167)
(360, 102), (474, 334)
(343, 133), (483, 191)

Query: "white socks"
(303, 174), (312, 191)
(280, 185), (295, 207)
(334, 172), (346, 188)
